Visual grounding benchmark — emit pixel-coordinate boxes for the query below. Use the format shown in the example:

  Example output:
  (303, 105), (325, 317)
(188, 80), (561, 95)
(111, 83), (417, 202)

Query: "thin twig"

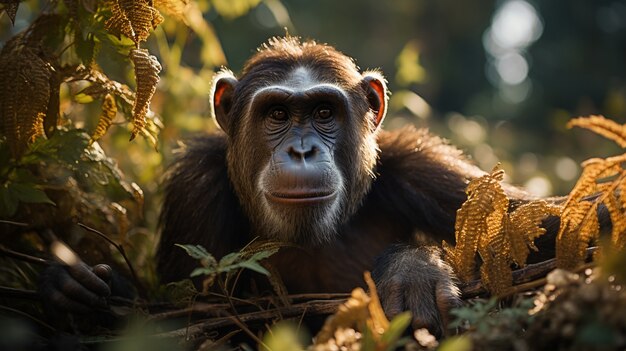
(0, 219), (29, 227)
(77, 222), (144, 297)
(152, 298), (343, 340)
(0, 245), (52, 266)
(218, 278), (270, 349)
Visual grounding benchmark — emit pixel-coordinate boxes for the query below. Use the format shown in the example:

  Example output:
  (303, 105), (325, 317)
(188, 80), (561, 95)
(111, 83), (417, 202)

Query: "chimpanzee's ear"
(211, 70), (238, 135)
(361, 71), (388, 130)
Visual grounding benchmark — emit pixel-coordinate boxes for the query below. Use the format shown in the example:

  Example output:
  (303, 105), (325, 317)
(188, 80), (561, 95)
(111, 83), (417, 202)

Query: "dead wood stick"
(153, 298), (345, 340)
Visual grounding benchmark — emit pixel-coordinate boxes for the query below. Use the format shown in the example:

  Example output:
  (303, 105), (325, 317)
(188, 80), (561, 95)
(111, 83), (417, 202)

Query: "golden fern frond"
(315, 288), (370, 344)
(568, 115), (626, 148)
(154, 0), (189, 21)
(105, 0), (163, 44)
(129, 0), (163, 44)
(605, 191), (626, 249)
(27, 112), (46, 143)
(91, 94), (117, 144)
(447, 164), (507, 282)
(507, 201), (558, 266)
(104, 0), (135, 41)
(129, 48), (161, 141)
(480, 241), (512, 296)
(364, 271), (389, 336)
(0, 43), (52, 157)
(71, 66), (135, 106)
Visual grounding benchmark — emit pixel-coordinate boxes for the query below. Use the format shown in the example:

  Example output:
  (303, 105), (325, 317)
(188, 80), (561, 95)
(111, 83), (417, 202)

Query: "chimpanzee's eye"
(269, 108), (288, 121)
(316, 107), (333, 120)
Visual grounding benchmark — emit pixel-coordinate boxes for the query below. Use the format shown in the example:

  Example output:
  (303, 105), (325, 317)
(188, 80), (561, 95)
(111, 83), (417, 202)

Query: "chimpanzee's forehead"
(240, 38), (363, 86)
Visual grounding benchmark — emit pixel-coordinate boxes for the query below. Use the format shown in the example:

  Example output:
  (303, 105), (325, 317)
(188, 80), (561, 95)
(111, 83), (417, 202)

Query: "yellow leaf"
(129, 48), (161, 141)
(91, 94), (117, 144)
(105, 0), (163, 44)
(568, 115), (626, 148)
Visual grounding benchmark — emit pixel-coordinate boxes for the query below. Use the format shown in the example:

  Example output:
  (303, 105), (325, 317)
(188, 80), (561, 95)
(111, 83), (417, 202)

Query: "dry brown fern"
(129, 48), (161, 141)
(105, 0), (164, 45)
(0, 39), (54, 157)
(568, 115), (626, 148)
(70, 66), (135, 107)
(444, 164), (508, 283)
(313, 272), (390, 348)
(444, 164), (560, 295)
(556, 115), (626, 269)
(90, 94), (117, 144)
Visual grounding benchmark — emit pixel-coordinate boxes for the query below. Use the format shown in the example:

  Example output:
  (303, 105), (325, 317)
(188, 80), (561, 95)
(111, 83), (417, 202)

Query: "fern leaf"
(104, 0), (135, 41)
(105, 0), (163, 44)
(129, 48), (161, 141)
(448, 164), (507, 282)
(315, 288), (370, 344)
(479, 242), (512, 296)
(568, 115), (626, 148)
(27, 112), (46, 143)
(506, 201), (555, 266)
(0, 43), (52, 157)
(604, 191), (626, 249)
(91, 94), (117, 144)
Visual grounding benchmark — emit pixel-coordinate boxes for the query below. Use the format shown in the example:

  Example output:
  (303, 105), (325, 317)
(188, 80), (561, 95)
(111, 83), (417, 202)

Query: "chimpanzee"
(39, 37), (557, 337)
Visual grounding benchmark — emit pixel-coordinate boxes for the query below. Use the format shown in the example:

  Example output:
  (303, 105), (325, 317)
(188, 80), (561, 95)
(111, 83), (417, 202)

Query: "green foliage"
(449, 297), (535, 350)
(176, 243), (278, 289)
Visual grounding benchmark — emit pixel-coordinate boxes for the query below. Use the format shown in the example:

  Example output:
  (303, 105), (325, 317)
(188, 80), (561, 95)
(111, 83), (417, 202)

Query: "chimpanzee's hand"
(39, 262), (112, 314)
(371, 245), (462, 338)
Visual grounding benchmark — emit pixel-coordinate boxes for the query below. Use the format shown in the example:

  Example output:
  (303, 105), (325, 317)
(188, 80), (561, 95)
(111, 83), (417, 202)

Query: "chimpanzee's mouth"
(266, 190), (336, 205)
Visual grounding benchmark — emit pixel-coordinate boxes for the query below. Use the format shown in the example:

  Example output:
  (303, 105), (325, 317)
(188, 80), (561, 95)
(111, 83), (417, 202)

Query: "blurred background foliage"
(1, 0), (625, 284)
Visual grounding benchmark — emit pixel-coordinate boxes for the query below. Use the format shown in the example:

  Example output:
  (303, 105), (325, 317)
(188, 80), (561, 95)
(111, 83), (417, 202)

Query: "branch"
(0, 245), (52, 266)
(152, 298), (345, 340)
(78, 222), (144, 297)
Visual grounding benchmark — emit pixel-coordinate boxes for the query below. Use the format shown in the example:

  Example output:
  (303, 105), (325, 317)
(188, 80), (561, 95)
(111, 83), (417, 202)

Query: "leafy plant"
(445, 115), (626, 296)
(443, 164), (560, 295)
(176, 242), (279, 292)
(557, 115), (626, 269)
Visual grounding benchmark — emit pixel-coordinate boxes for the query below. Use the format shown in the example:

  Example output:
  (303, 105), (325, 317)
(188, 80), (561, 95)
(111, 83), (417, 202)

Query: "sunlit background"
(2, 0), (625, 221)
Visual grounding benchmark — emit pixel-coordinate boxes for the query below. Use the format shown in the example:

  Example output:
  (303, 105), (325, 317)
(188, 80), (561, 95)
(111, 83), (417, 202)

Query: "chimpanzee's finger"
(93, 264), (112, 285)
(66, 262), (111, 297)
(55, 266), (108, 308)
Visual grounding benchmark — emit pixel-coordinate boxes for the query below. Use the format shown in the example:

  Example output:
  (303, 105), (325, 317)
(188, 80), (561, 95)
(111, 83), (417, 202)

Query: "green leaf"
(381, 311), (412, 349)
(238, 260), (270, 276)
(219, 252), (240, 267)
(175, 244), (212, 260)
(0, 185), (18, 217)
(10, 183), (55, 205)
(190, 267), (213, 277)
(248, 249), (278, 261)
(24, 129), (90, 166)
